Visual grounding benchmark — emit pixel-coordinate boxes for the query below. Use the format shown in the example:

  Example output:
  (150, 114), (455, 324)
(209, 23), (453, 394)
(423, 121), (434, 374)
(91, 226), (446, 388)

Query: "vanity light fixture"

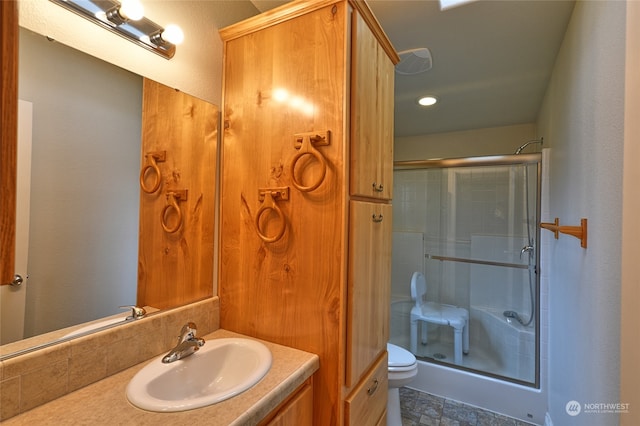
(418, 96), (438, 106)
(105, 0), (144, 25)
(49, 0), (183, 59)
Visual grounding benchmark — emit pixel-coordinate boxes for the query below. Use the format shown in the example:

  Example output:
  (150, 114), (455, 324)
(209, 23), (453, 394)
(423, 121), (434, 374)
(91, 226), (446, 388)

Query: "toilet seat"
(387, 343), (417, 372)
(388, 364), (417, 373)
(386, 342), (418, 426)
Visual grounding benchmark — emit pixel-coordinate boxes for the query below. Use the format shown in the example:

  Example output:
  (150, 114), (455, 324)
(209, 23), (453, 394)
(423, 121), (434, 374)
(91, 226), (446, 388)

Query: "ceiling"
(248, 0), (576, 137)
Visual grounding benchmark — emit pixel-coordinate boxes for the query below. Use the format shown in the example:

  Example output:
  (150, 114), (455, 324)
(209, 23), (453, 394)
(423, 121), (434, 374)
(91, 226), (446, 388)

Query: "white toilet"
(387, 343), (418, 426)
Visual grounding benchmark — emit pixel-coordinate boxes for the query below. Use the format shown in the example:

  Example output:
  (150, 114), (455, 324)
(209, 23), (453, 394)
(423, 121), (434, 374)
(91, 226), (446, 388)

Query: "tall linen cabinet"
(219, 1), (398, 424)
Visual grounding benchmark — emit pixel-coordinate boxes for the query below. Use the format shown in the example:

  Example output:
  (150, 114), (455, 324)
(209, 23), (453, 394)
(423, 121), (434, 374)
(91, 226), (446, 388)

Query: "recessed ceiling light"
(418, 96), (437, 106)
(439, 0), (477, 11)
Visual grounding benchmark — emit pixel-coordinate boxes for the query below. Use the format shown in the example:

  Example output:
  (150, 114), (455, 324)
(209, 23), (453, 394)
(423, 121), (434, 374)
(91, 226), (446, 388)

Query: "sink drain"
(432, 353), (446, 360)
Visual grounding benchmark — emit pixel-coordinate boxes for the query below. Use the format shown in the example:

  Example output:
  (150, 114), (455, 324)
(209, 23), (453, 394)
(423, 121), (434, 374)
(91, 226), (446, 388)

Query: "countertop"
(3, 329), (319, 425)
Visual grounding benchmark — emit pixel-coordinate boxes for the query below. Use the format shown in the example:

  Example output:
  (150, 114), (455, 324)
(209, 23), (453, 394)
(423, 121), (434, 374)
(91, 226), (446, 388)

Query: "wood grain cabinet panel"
(350, 10), (395, 201)
(261, 379), (314, 426)
(137, 79), (217, 309)
(1, 0), (18, 286)
(345, 352), (389, 426)
(347, 201), (392, 387)
(376, 410), (388, 426)
(220, 5), (347, 423)
(219, 1), (397, 424)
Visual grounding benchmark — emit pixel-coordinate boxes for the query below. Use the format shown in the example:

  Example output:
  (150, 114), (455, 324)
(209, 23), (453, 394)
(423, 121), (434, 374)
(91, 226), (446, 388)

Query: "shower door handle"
(520, 245), (534, 259)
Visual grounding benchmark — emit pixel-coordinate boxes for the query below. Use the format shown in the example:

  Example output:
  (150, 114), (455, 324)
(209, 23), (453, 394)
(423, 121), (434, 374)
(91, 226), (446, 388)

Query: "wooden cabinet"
(1, 1), (18, 286)
(219, 1), (397, 424)
(260, 379), (314, 426)
(350, 11), (395, 201)
(347, 201), (392, 387)
(345, 352), (388, 426)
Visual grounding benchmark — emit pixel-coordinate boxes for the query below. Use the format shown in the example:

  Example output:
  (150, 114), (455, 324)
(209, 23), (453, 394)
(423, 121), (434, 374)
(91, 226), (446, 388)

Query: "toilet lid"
(387, 343), (416, 367)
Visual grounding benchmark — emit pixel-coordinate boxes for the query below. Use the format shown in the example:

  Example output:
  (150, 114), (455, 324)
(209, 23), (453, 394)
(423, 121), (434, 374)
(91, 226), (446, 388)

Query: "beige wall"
(394, 123), (537, 161)
(536, 1), (626, 424)
(16, 28), (141, 338)
(18, 0), (259, 106)
(620, 1), (640, 424)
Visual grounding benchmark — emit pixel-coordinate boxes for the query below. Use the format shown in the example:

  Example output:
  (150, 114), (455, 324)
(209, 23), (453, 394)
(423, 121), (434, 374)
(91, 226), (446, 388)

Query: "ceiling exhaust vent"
(395, 48), (433, 75)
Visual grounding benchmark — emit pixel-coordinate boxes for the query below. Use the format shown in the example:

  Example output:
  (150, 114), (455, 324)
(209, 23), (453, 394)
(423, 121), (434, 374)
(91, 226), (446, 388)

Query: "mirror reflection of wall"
(13, 28), (141, 341)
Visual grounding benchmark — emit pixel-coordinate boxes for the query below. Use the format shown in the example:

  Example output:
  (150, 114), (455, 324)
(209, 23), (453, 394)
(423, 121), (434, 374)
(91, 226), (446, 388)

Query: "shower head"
(514, 138), (544, 155)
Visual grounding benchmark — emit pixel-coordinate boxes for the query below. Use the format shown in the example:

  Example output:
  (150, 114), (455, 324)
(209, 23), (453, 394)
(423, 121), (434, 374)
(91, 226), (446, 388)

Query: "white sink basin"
(126, 337), (272, 412)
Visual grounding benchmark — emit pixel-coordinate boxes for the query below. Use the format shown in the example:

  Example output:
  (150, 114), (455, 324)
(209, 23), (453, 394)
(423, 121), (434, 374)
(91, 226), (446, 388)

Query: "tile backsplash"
(0, 297), (219, 421)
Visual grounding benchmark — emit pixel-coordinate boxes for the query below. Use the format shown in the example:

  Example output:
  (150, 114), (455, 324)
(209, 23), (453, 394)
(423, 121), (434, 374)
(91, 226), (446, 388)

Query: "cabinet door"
(262, 380), (313, 426)
(346, 201), (392, 387)
(350, 11), (395, 200)
(345, 352), (388, 426)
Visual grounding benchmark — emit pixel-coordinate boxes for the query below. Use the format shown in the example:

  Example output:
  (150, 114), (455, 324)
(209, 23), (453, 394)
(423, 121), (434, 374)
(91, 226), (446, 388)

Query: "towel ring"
(161, 190), (187, 233)
(140, 151), (166, 194)
(255, 188), (289, 243)
(290, 133), (330, 192)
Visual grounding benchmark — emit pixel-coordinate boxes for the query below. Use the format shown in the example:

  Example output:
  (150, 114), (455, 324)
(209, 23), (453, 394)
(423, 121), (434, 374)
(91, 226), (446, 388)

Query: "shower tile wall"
(469, 235), (529, 312)
(391, 232), (424, 300)
(393, 167), (530, 310)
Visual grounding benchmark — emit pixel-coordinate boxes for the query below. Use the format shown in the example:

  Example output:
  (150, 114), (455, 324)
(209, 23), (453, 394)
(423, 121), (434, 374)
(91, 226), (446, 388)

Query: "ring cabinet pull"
(372, 182), (384, 192)
(140, 151), (166, 194)
(161, 190), (188, 233)
(372, 213), (384, 223)
(290, 131), (330, 192)
(255, 187), (290, 243)
(367, 378), (379, 396)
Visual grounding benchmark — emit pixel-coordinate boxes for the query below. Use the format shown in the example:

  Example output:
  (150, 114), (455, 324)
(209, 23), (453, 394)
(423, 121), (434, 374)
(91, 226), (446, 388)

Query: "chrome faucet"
(162, 322), (205, 363)
(119, 305), (147, 320)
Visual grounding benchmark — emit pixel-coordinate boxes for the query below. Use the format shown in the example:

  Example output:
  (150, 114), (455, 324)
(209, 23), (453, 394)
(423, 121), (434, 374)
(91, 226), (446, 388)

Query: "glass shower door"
(391, 156), (540, 386)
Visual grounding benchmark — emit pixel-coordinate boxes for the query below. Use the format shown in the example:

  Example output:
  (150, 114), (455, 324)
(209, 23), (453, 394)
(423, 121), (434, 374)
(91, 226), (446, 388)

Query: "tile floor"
(399, 387), (537, 426)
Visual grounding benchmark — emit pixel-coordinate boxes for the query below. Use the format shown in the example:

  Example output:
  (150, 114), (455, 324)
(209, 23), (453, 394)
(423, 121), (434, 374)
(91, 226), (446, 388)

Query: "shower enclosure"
(391, 154), (541, 386)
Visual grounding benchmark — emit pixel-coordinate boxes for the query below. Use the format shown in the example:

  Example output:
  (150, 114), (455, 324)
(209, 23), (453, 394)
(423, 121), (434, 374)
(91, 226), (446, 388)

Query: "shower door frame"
(394, 153), (542, 388)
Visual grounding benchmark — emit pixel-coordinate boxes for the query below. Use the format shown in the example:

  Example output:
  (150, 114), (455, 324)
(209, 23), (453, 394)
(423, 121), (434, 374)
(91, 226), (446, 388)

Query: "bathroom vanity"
(1, 329), (319, 425)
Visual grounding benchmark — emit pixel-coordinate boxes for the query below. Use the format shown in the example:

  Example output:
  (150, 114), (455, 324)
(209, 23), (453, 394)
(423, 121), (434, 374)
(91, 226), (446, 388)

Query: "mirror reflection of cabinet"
(137, 79), (218, 309)
(1, 0), (217, 350)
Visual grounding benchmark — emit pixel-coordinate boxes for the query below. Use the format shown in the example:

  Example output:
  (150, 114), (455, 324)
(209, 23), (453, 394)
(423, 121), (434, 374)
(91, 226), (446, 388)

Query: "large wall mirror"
(1, 0), (260, 360)
(1, 27), (142, 348)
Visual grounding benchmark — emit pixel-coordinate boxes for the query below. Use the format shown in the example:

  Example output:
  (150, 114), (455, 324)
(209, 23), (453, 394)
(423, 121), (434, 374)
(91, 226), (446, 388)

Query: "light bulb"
(119, 0), (144, 21)
(162, 24), (184, 45)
